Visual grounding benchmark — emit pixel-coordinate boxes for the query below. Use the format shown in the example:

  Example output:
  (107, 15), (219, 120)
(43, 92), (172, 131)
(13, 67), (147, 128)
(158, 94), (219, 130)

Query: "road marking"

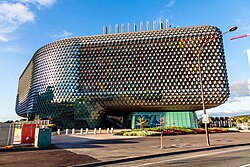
(134, 146), (250, 167)
(239, 164), (250, 167)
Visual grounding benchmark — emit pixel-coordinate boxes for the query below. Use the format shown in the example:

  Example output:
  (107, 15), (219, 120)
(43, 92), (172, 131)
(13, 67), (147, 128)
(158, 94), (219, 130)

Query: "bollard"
(72, 128), (75, 135)
(160, 133), (163, 149)
(80, 128), (83, 135)
(86, 128), (88, 134)
(66, 129), (68, 135)
(98, 128), (101, 134)
(57, 129), (60, 135)
(110, 127), (113, 133)
(107, 128), (109, 134)
(94, 128), (97, 134)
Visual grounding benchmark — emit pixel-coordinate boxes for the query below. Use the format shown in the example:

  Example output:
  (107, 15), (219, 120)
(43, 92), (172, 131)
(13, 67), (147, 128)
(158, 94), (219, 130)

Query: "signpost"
(202, 114), (209, 124)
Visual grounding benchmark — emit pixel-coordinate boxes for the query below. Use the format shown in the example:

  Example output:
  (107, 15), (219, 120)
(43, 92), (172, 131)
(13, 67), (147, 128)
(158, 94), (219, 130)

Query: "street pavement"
(51, 132), (250, 166)
(106, 145), (250, 167)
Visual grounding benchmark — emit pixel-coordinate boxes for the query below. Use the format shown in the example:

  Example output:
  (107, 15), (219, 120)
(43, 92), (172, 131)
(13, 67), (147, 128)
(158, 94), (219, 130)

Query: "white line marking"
(239, 164), (250, 167)
(133, 146), (250, 167)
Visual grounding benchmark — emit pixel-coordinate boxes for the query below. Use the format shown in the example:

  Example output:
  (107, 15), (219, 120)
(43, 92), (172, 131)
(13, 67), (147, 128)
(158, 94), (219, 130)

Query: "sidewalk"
(52, 132), (250, 166)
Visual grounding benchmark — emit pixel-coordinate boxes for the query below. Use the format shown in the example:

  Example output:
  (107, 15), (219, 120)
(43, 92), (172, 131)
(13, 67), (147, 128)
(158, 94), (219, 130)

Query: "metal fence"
(0, 123), (15, 147)
(0, 120), (50, 147)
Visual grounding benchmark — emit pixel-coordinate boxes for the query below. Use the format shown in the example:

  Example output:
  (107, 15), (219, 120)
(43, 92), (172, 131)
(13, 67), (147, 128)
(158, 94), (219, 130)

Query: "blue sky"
(0, 0), (249, 121)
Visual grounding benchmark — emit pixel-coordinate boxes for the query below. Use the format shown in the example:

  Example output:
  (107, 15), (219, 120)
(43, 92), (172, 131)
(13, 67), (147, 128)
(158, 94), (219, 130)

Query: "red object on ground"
(21, 124), (39, 144)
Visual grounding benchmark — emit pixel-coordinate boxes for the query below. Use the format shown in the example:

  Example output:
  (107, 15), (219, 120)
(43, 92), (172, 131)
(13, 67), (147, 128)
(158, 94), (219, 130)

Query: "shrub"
(192, 128), (205, 134)
(114, 127), (233, 136)
(122, 130), (161, 136)
(114, 131), (130, 135)
(208, 128), (227, 133)
(47, 124), (58, 132)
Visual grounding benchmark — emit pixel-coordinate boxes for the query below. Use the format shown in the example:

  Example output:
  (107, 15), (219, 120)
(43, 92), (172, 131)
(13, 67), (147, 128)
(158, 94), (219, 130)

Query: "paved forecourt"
(52, 132), (250, 164)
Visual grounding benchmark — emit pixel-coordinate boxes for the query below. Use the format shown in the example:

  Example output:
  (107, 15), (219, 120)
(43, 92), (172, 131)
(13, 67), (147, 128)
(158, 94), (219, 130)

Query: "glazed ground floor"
(130, 111), (198, 129)
(29, 110), (199, 129)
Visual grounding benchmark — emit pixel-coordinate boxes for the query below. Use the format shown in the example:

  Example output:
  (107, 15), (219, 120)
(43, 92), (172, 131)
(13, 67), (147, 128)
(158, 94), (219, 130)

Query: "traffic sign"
(202, 114), (209, 124)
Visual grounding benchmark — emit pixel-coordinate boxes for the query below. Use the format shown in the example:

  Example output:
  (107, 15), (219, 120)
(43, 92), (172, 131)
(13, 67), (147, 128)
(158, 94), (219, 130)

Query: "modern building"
(16, 23), (230, 128)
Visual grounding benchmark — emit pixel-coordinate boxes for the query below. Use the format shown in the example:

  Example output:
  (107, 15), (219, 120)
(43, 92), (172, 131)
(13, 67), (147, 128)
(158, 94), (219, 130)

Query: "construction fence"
(0, 120), (49, 147)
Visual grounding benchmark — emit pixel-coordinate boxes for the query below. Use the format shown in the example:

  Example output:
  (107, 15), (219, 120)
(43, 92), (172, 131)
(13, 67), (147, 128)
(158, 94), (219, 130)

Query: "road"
(102, 146), (250, 167)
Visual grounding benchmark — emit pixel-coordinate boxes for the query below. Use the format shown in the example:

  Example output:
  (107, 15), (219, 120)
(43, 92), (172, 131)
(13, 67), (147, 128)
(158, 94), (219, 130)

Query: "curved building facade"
(16, 25), (229, 128)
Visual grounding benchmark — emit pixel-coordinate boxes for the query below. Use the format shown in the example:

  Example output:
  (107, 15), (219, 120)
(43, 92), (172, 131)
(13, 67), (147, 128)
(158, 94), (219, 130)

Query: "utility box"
(34, 128), (52, 148)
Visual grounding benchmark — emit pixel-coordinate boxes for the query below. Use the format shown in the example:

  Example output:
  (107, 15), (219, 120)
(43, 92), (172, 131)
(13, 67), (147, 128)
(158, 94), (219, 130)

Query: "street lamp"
(230, 33), (250, 40)
(197, 26), (237, 146)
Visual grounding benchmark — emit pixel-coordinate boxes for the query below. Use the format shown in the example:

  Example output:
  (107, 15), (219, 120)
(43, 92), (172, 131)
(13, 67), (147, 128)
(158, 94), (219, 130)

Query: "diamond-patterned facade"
(16, 26), (229, 128)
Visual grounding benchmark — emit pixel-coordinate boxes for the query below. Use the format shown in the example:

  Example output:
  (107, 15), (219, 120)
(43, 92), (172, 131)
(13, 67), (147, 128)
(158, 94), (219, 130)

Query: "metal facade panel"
(16, 26), (230, 127)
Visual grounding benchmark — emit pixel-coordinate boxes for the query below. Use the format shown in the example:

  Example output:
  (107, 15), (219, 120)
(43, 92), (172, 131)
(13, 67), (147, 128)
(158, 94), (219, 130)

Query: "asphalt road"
(103, 146), (250, 167)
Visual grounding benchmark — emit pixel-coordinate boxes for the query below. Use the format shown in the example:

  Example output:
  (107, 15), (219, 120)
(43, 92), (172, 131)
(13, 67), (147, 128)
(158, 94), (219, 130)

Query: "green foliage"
(235, 116), (249, 123)
(122, 130), (161, 136)
(242, 116), (249, 123)
(114, 131), (128, 135)
(47, 124), (58, 132)
(4, 120), (14, 123)
(114, 126), (233, 136)
(19, 119), (27, 122)
(136, 117), (148, 129)
(236, 118), (242, 123)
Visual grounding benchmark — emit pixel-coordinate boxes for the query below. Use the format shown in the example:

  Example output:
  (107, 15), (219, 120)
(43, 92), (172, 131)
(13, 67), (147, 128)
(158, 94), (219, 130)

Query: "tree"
(136, 117), (148, 129)
(236, 117), (242, 123)
(157, 115), (166, 130)
(242, 116), (249, 123)
(4, 120), (13, 123)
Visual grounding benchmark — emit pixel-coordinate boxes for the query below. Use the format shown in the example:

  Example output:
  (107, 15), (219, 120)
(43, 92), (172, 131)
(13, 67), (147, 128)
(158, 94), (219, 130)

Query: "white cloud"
(0, 44), (23, 53)
(20, 0), (56, 8)
(197, 96), (250, 118)
(0, 2), (35, 42)
(236, 19), (250, 32)
(155, 0), (175, 25)
(0, 35), (8, 42)
(165, 0), (175, 8)
(50, 30), (73, 39)
(0, 0), (56, 43)
(230, 80), (249, 98)
(196, 80), (250, 118)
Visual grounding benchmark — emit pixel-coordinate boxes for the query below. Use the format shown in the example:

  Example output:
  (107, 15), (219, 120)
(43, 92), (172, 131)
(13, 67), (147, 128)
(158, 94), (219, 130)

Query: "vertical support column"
(121, 23), (125, 33)
(80, 128), (83, 135)
(127, 23), (131, 32)
(98, 128), (101, 134)
(153, 21), (157, 30)
(86, 128), (88, 134)
(110, 127), (113, 133)
(57, 129), (60, 135)
(72, 128), (75, 135)
(140, 21), (144, 31)
(107, 128), (109, 134)
(166, 19), (169, 29)
(159, 20), (163, 29)
(134, 23), (137, 32)
(115, 24), (119, 33)
(103, 26), (108, 34)
(109, 25), (112, 34)
(66, 129), (68, 135)
(146, 21), (150, 31)
(94, 128), (97, 134)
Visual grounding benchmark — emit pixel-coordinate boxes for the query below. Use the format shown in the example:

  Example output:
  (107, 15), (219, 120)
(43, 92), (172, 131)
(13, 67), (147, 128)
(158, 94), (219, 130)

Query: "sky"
(0, 0), (249, 122)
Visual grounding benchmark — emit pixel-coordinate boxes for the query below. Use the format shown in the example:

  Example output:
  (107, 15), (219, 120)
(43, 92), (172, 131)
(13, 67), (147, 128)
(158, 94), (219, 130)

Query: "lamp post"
(197, 26), (237, 146)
